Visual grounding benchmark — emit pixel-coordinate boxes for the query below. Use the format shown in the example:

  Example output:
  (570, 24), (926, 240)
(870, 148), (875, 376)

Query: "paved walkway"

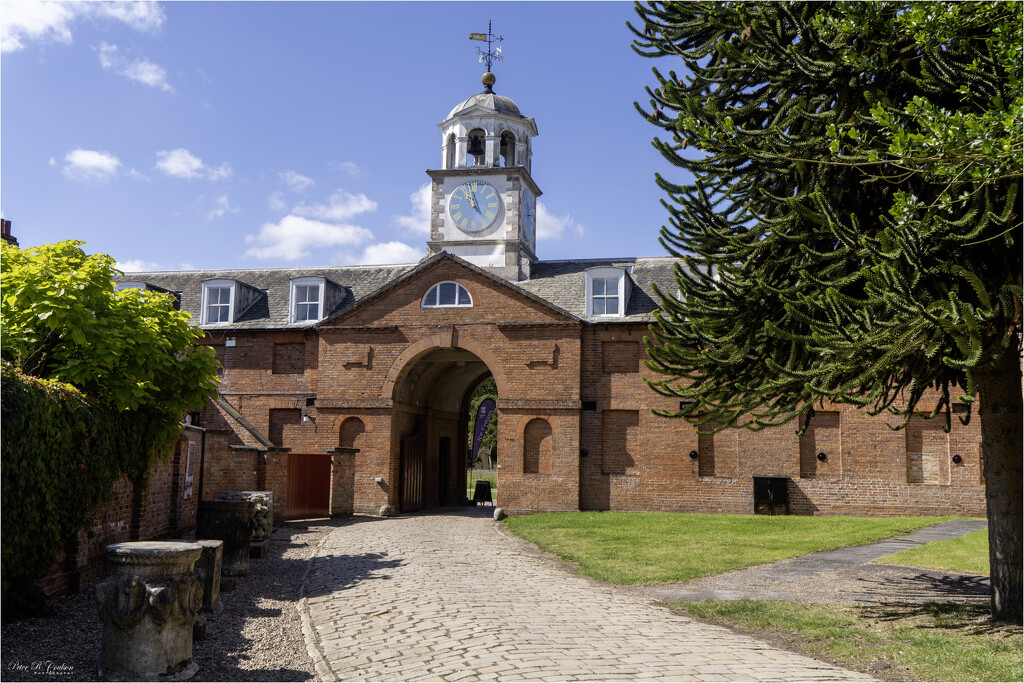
(646, 519), (990, 605)
(299, 509), (872, 681)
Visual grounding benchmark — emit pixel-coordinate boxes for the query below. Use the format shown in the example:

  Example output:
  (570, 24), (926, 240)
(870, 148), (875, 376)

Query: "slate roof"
(118, 252), (681, 331)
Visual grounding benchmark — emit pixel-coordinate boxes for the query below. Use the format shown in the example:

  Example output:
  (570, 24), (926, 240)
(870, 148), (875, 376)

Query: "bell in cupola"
(466, 134), (485, 158)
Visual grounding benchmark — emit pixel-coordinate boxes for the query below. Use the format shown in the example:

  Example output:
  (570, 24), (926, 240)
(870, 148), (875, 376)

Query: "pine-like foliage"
(630, 1), (1022, 623)
(631, 1), (1021, 432)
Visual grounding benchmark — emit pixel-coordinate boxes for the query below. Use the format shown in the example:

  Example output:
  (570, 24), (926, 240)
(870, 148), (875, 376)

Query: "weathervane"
(469, 21), (503, 93)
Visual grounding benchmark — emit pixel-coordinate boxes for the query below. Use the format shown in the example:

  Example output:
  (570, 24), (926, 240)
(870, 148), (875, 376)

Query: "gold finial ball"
(482, 71), (496, 87)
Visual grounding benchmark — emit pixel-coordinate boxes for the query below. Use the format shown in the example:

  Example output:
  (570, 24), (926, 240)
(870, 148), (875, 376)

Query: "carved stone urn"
(196, 500), (255, 576)
(94, 541), (204, 681)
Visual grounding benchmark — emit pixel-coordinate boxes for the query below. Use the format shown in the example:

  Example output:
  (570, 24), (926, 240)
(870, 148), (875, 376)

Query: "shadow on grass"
(853, 567), (990, 606)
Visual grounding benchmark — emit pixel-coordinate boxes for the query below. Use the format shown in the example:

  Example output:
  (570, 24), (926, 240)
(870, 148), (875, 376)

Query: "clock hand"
(467, 191), (477, 209)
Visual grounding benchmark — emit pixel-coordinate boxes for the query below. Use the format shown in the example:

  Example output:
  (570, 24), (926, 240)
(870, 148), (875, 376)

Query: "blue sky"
(2, 1), (690, 271)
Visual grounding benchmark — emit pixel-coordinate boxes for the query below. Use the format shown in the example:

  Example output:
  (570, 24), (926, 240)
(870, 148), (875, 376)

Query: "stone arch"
(444, 133), (456, 170)
(381, 331), (508, 401)
(523, 418), (553, 474)
(499, 130), (516, 167)
(466, 128), (486, 165)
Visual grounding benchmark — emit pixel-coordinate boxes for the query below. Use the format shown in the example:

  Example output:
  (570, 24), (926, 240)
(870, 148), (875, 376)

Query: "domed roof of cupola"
(445, 92), (525, 121)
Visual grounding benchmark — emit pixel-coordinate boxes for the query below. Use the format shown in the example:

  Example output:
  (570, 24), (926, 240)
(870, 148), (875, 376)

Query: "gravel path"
(1, 520), (334, 682)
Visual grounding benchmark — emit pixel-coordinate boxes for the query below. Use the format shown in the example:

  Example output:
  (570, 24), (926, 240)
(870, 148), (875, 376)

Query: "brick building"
(119, 74), (985, 520)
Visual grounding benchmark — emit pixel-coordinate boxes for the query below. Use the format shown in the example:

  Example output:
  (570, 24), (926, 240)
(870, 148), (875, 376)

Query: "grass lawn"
(503, 511), (954, 584)
(875, 529), (990, 575)
(674, 599), (1022, 682)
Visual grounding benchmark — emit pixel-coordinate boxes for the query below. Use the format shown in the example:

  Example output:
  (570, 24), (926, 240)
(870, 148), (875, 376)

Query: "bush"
(0, 364), (182, 618)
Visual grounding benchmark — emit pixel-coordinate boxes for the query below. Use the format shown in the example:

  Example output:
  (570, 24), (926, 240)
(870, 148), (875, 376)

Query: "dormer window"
(202, 280), (235, 325)
(586, 267), (630, 319)
(201, 278), (261, 326)
(422, 281), (472, 308)
(115, 281), (147, 291)
(291, 277), (326, 323)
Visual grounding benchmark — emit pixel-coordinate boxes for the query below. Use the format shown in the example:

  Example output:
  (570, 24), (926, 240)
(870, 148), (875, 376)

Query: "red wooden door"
(401, 435), (424, 512)
(285, 453), (331, 520)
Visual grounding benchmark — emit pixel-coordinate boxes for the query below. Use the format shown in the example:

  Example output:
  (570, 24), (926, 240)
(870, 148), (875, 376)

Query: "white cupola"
(426, 70), (542, 282)
(438, 73), (538, 173)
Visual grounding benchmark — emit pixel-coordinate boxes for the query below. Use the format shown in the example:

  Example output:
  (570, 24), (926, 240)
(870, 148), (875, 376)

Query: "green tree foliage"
(1, 240), (219, 414)
(0, 240), (219, 616)
(630, 1), (1021, 621)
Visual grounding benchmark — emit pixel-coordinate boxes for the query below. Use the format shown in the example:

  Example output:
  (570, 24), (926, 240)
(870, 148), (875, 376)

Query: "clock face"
(521, 188), (535, 242)
(449, 181), (501, 233)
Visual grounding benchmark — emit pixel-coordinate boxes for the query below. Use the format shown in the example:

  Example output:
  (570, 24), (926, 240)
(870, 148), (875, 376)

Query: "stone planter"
(94, 541), (203, 681)
(196, 500), (255, 577)
(215, 490), (274, 539)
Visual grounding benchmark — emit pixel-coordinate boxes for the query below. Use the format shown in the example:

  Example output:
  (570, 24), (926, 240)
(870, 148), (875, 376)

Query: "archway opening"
(390, 346), (496, 512)
(466, 376), (498, 503)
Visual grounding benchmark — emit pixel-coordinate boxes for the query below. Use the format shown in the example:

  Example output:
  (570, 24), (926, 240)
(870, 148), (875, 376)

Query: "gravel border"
(2, 520), (338, 682)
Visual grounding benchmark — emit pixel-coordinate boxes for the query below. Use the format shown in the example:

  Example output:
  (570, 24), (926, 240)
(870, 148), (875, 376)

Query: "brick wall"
(190, 260), (985, 520)
(36, 428), (202, 598)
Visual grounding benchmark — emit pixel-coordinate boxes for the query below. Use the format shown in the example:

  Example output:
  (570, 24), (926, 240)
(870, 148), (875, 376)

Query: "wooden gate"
(400, 433), (424, 512)
(285, 452), (331, 520)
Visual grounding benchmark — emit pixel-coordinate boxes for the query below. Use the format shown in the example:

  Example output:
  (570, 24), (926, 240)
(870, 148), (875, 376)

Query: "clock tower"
(426, 69), (541, 281)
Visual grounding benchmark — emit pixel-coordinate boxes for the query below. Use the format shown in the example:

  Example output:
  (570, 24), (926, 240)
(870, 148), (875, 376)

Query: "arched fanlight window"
(422, 281), (472, 308)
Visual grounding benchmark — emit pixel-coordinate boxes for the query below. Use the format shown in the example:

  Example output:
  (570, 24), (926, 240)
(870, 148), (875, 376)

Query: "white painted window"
(585, 268), (628, 319)
(422, 281), (472, 308)
(202, 280), (235, 325)
(290, 277), (325, 323)
(115, 281), (147, 291)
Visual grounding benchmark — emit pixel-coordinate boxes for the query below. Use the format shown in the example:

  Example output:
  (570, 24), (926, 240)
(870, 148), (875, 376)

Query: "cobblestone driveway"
(299, 509), (871, 682)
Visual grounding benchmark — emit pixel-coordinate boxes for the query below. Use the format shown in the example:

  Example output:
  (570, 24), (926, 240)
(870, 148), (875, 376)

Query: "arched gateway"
(387, 344), (497, 512)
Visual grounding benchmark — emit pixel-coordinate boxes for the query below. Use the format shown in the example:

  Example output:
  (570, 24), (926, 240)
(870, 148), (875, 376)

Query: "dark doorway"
(401, 430), (425, 512)
(438, 437), (451, 505)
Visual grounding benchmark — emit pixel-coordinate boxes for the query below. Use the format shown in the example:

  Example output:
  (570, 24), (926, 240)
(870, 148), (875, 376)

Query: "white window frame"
(201, 279), (236, 326)
(585, 267), (626, 319)
(290, 277), (326, 323)
(421, 281), (473, 308)
(115, 281), (147, 292)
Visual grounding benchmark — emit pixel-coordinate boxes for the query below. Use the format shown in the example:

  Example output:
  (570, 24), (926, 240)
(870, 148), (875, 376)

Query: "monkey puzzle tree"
(630, 1), (1021, 621)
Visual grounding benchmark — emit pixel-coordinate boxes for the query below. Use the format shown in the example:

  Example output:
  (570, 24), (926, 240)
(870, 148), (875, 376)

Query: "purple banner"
(471, 398), (496, 466)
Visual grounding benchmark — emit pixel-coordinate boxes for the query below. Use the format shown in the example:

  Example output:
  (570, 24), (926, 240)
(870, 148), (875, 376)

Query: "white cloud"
(205, 194), (239, 220)
(330, 161), (361, 176)
(393, 183), (432, 236)
(357, 241), (424, 265)
(2, 1), (165, 53)
(279, 170), (314, 193)
(536, 201), (585, 241)
(116, 258), (161, 272)
(293, 189), (377, 222)
(97, 42), (173, 92)
(205, 162), (233, 181)
(244, 215), (373, 261)
(62, 148), (121, 181)
(268, 191), (287, 212)
(155, 148), (233, 181)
